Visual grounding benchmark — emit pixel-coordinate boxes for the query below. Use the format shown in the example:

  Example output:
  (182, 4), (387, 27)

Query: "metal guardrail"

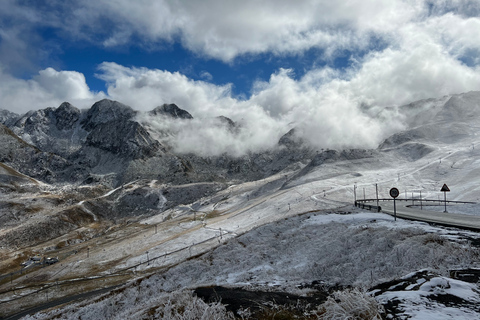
(355, 198), (476, 213)
(355, 198), (476, 205)
(354, 201), (381, 212)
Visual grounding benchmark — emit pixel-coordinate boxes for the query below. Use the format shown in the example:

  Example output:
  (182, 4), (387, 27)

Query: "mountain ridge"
(2, 91), (480, 187)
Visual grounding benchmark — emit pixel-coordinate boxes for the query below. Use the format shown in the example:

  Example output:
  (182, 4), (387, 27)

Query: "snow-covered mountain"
(2, 99), (317, 187)
(2, 91), (480, 319)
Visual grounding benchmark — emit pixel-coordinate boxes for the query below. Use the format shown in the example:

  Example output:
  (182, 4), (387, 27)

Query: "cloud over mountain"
(1, 0), (480, 150)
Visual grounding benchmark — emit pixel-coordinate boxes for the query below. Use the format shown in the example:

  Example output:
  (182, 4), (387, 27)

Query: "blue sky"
(33, 24), (356, 100)
(1, 0), (480, 150)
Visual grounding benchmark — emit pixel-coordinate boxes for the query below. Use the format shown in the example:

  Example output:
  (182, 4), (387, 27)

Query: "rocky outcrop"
(0, 110), (19, 127)
(149, 103), (193, 119)
(0, 124), (84, 183)
(85, 119), (163, 159)
(0, 99), (318, 186)
(54, 102), (81, 130)
(81, 99), (137, 131)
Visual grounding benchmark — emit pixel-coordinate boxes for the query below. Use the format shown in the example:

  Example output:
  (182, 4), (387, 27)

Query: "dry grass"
(59, 207), (96, 225)
(0, 250), (30, 274)
(205, 210), (223, 220)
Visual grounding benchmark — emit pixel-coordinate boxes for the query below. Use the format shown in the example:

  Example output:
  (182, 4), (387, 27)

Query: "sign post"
(389, 187), (400, 221)
(441, 184), (450, 213)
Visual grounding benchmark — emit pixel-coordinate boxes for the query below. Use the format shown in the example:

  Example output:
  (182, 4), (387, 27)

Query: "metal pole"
(363, 188), (365, 200)
(420, 191), (422, 210)
(394, 198), (397, 221)
(354, 184), (357, 202)
(375, 184), (379, 207)
(444, 191), (447, 213)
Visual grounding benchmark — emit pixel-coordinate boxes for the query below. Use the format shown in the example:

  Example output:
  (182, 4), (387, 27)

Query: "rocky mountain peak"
(149, 103), (193, 119)
(215, 115), (239, 133)
(0, 110), (19, 127)
(54, 102), (81, 130)
(82, 99), (137, 131)
(22, 107), (56, 134)
(216, 115), (235, 127)
(278, 128), (305, 149)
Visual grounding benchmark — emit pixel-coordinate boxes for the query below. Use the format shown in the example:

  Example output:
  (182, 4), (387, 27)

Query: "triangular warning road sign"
(440, 184), (450, 192)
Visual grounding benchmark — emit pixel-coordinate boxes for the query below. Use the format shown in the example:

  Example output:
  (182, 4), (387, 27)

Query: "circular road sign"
(389, 187), (400, 198)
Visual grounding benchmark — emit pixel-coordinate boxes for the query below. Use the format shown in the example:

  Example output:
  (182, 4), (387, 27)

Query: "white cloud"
(1, 0), (480, 156)
(96, 62), (235, 114)
(34, 68), (95, 101)
(199, 71), (213, 81)
(0, 0), (428, 63)
(97, 62), (402, 153)
(0, 66), (105, 114)
(3, 0), (480, 66)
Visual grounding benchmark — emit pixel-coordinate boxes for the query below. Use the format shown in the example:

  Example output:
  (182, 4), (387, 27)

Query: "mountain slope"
(2, 91), (480, 319)
(2, 100), (317, 186)
(0, 123), (83, 183)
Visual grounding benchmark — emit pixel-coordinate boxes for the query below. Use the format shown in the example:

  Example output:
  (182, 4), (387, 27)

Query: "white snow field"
(5, 91), (480, 319)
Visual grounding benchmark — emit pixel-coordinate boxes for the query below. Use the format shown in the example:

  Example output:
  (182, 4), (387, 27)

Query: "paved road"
(376, 200), (480, 231)
(1, 285), (121, 320)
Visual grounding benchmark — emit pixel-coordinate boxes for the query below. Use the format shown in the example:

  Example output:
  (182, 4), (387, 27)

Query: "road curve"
(374, 200), (480, 231)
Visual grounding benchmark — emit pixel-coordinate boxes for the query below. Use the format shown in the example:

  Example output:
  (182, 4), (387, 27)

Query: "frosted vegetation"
(23, 210), (480, 319)
(4, 91), (480, 318)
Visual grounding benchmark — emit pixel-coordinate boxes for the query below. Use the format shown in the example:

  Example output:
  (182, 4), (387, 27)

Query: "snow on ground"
(375, 272), (480, 319)
(22, 207), (480, 319)
(10, 103), (480, 318)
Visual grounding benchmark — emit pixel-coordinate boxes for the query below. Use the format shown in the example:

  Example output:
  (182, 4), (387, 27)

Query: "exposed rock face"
(215, 116), (239, 133)
(54, 102), (81, 131)
(0, 110), (19, 127)
(149, 103), (193, 119)
(16, 107), (56, 137)
(82, 99), (137, 131)
(278, 128), (305, 150)
(1, 100), (184, 186)
(85, 119), (163, 159)
(9, 103), (87, 157)
(0, 99), (320, 186)
(0, 124), (83, 183)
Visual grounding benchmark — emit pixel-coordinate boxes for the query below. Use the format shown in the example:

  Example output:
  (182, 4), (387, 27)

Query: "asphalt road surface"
(377, 200), (480, 231)
(2, 285), (121, 320)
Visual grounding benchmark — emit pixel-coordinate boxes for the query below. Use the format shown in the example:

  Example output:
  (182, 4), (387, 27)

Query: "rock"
(0, 109), (20, 127)
(54, 102), (81, 130)
(149, 103), (193, 119)
(85, 119), (163, 159)
(81, 99), (137, 131)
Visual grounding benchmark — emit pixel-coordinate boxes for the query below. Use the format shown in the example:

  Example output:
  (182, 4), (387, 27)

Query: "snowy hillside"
(1, 91), (480, 319)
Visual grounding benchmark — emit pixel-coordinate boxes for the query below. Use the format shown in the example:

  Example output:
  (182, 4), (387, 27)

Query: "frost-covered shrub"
(150, 291), (234, 320)
(315, 288), (384, 320)
(22, 290), (234, 320)
(154, 217), (479, 291)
